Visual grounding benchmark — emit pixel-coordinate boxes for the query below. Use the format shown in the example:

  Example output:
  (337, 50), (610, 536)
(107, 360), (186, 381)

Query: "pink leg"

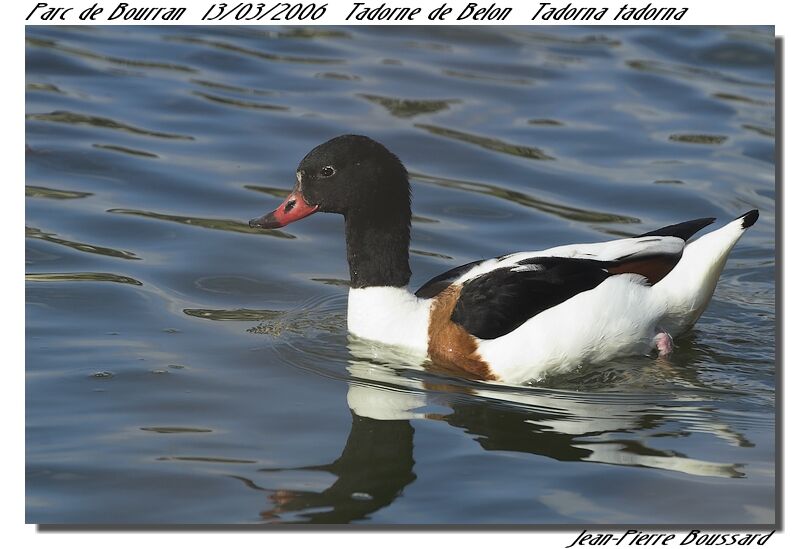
(654, 330), (673, 356)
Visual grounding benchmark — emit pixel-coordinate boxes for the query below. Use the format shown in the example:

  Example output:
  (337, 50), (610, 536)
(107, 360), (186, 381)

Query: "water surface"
(26, 25), (775, 525)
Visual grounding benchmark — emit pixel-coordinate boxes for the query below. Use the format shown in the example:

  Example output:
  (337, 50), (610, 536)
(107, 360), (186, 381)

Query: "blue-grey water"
(26, 25), (775, 525)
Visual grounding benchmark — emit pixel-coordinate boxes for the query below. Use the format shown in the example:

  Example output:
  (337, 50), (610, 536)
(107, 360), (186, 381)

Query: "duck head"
(249, 134), (410, 229)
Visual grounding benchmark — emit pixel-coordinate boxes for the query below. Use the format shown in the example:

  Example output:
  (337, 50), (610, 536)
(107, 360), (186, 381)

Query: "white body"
(347, 215), (754, 384)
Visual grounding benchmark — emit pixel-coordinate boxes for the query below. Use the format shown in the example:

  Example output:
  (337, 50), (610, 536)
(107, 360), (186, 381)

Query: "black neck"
(344, 207), (411, 289)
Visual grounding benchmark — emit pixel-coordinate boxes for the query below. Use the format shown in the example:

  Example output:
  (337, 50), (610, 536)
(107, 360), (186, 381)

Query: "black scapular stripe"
(451, 257), (611, 340)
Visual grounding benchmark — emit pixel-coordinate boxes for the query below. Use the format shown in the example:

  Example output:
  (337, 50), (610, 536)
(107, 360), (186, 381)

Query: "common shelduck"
(249, 135), (759, 384)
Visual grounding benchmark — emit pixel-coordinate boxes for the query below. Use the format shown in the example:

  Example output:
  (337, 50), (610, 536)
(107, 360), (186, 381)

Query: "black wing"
(451, 257), (612, 340)
(450, 245), (686, 340)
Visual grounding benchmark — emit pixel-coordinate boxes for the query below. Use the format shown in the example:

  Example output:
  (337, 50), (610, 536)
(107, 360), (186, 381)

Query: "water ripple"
(411, 171), (640, 223)
(26, 185), (92, 200)
(626, 58), (774, 88)
(415, 124), (555, 160)
(26, 272), (142, 285)
(26, 111), (194, 141)
(108, 208), (294, 238)
(93, 143), (159, 158)
(192, 91), (288, 112)
(359, 94), (458, 118)
(165, 35), (343, 65)
(26, 36), (196, 73)
(26, 226), (140, 260)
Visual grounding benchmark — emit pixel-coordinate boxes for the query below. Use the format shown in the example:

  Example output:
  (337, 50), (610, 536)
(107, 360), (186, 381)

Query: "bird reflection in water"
(239, 412), (416, 524)
(238, 336), (748, 523)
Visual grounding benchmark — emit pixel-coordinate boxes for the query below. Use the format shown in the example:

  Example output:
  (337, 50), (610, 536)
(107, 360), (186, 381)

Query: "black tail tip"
(740, 209), (759, 229)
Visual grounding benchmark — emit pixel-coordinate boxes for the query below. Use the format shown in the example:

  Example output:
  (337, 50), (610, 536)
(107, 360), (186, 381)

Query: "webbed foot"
(654, 330), (674, 357)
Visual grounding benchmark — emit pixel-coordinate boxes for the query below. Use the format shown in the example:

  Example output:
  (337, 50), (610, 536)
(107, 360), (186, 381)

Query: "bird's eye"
(319, 166), (336, 178)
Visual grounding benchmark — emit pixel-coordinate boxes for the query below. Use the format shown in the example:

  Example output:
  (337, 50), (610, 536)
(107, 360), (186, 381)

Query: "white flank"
(477, 274), (666, 383)
(347, 286), (432, 352)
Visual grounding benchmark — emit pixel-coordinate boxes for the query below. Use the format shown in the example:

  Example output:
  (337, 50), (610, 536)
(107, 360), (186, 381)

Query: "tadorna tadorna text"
(249, 134), (759, 384)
